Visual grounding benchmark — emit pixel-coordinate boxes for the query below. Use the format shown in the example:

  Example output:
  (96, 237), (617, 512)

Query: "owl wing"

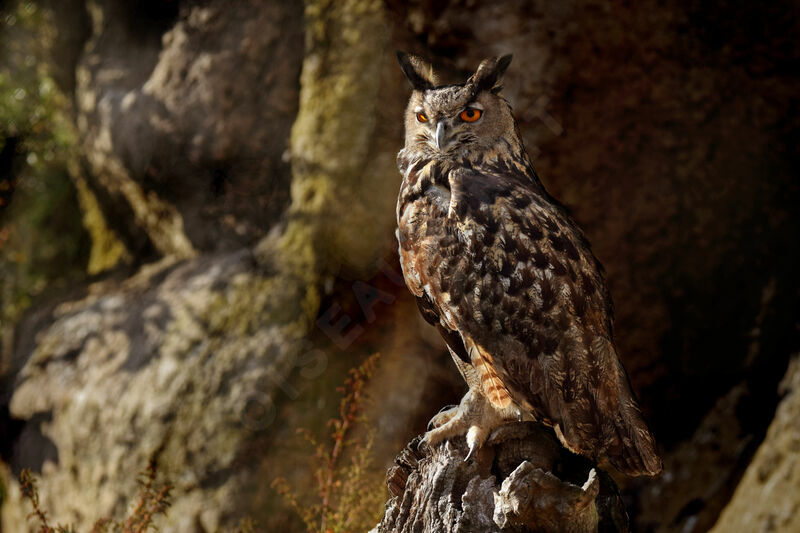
(403, 164), (661, 476)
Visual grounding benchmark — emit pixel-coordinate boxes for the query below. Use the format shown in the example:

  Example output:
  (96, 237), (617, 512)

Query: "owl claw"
(427, 404), (460, 431)
(416, 437), (430, 453)
(421, 390), (512, 462)
(464, 442), (477, 462)
(464, 424), (490, 462)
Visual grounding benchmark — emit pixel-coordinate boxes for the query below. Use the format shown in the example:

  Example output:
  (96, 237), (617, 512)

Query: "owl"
(395, 51), (662, 476)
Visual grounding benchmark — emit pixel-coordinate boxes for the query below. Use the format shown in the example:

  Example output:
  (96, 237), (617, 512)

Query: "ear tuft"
(397, 51), (437, 91)
(468, 54), (513, 93)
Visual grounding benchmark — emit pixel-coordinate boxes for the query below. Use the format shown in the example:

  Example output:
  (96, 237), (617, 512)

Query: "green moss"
(284, 0), (391, 278)
(192, 270), (317, 342)
(72, 174), (130, 274)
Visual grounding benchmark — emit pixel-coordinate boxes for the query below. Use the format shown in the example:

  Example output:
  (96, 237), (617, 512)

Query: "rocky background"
(1, 0), (798, 531)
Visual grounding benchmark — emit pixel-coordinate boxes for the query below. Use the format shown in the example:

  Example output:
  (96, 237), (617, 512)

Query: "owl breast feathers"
(396, 51), (662, 476)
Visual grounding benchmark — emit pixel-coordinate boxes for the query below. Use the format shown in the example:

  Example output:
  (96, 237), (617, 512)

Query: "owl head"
(397, 51), (517, 159)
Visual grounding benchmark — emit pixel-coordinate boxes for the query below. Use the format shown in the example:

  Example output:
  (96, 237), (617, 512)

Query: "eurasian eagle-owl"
(396, 52), (662, 476)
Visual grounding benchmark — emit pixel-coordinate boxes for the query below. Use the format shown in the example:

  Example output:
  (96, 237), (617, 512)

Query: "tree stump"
(374, 422), (629, 533)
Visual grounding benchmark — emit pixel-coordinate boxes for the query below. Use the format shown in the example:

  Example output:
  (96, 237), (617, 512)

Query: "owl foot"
(427, 404), (459, 431)
(422, 388), (519, 461)
(465, 425), (488, 462)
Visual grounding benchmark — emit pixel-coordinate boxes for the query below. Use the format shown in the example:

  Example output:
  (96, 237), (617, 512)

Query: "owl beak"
(435, 121), (448, 151)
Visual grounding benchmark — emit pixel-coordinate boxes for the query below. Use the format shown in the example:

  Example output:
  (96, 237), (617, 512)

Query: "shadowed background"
(0, 0), (798, 531)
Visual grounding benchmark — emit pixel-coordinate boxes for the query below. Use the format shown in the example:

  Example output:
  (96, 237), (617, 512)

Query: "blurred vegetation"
(0, 1), (86, 328)
(20, 458), (257, 532)
(0, 2), (126, 350)
(20, 460), (173, 533)
(16, 350), (383, 533)
(272, 353), (384, 533)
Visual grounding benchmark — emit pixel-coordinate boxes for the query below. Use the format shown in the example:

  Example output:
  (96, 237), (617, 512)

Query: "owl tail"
(608, 404), (663, 476)
(589, 339), (663, 476)
(556, 400), (662, 477)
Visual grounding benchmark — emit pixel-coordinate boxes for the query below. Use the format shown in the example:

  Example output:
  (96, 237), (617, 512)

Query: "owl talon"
(464, 442), (477, 462)
(416, 437), (430, 453)
(427, 404), (460, 431)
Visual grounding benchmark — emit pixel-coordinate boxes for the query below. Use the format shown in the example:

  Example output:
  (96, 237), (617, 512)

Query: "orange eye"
(416, 112), (428, 123)
(460, 108), (482, 122)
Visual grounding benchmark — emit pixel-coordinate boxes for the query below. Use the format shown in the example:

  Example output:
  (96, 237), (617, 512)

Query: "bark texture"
(374, 424), (628, 533)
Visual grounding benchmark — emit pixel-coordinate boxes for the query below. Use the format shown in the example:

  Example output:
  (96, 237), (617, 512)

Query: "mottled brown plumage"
(396, 51), (662, 476)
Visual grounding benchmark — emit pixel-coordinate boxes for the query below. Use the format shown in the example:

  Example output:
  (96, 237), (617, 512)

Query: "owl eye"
(416, 112), (428, 123)
(460, 108), (482, 122)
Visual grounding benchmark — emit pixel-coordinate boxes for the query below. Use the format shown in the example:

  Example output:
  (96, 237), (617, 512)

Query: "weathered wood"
(374, 422), (629, 532)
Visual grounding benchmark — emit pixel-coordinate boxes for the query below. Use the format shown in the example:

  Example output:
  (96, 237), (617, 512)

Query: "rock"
(634, 383), (756, 532)
(709, 356), (800, 533)
(2, 251), (311, 530)
(2, 0), (402, 530)
(75, 0), (304, 255)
